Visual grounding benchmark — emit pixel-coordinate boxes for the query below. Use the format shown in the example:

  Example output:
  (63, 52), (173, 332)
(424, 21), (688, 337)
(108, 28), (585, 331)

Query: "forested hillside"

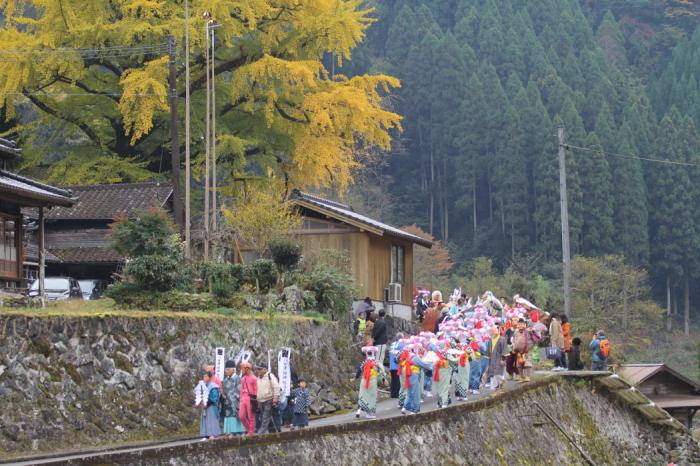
(342, 0), (700, 326)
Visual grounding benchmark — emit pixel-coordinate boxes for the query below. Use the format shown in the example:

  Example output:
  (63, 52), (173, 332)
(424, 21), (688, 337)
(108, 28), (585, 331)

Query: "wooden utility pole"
(211, 26), (218, 234)
(38, 206), (45, 306)
(167, 35), (183, 229)
(203, 22), (211, 261)
(184, 0), (191, 259)
(558, 126), (572, 317)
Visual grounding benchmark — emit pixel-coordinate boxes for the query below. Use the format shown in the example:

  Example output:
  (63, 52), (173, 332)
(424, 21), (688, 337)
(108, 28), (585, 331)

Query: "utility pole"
(203, 17), (211, 261)
(167, 35), (183, 229)
(184, 0), (191, 259)
(558, 126), (572, 317)
(210, 25), (218, 235)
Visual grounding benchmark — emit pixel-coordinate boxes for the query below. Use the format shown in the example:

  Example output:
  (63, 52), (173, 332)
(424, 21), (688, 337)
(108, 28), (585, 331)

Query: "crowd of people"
(194, 351), (311, 440)
(353, 289), (611, 419)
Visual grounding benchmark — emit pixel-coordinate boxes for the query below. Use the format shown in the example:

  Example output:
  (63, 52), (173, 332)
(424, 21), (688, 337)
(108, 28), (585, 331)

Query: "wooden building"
(0, 138), (75, 289)
(288, 191), (432, 309)
(618, 363), (700, 429)
(25, 182), (173, 281)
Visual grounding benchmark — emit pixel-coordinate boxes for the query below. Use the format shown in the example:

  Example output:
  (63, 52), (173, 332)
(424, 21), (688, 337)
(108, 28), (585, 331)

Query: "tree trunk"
(666, 275), (672, 332)
(487, 168), (493, 222)
(429, 134), (435, 236)
(472, 176), (477, 239)
(442, 155), (449, 242)
(684, 276), (690, 337)
(622, 280), (628, 331)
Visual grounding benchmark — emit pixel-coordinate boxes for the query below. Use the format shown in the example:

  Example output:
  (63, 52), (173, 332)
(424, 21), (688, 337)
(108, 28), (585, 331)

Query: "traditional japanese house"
(0, 138), (75, 289)
(618, 363), (700, 429)
(286, 191), (433, 318)
(25, 182), (173, 282)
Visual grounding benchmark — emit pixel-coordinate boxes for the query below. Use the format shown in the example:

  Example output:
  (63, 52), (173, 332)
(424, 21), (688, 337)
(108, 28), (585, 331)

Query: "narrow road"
(3, 374), (571, 466)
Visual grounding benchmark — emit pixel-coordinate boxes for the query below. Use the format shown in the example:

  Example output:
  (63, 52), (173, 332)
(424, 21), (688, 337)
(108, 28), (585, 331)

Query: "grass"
(0, 298), (319, 322)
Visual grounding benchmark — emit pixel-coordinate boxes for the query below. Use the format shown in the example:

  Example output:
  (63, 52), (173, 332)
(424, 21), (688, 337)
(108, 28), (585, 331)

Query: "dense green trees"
(345, 0), (700, 334)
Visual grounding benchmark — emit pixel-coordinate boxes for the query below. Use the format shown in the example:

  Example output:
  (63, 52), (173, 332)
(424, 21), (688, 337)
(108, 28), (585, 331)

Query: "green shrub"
(269, 238), (302, 271)
(200, 262), (244, 298)
(111, 208), (181, 258)
(106, 283), (215, 311)
(296, 264), (355, 320)
(124, 254), (190, 292)
(244, 259), (277, 293)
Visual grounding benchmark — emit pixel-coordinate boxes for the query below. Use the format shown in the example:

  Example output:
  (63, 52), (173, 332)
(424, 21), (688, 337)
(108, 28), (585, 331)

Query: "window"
(390, 244), (405, 284)
(0, 214), (20, 280)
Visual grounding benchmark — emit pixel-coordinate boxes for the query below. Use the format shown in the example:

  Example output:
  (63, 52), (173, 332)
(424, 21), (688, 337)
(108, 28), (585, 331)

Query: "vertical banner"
(214, 347), (225, 381)
(278, 348), (292, 398)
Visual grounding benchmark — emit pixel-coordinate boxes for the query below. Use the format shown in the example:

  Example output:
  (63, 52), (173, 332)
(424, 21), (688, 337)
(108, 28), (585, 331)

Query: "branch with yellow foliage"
(0, 0), (402, 191)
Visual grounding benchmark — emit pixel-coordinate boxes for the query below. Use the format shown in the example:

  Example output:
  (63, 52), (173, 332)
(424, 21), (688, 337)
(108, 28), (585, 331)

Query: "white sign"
(214, 347), (225, 381)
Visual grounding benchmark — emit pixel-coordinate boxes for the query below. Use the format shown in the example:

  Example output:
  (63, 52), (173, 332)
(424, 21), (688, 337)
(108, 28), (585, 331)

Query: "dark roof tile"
(48, 247), (123, 264)
(44, 182), (172, 220)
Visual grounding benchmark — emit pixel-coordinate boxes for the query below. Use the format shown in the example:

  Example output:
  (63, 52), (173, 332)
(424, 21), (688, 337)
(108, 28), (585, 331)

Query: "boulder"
(280, 285), (305, 313)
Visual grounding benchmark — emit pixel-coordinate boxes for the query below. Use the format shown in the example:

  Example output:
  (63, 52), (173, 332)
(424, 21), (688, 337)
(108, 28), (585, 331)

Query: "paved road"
(4, 373), (584, 465)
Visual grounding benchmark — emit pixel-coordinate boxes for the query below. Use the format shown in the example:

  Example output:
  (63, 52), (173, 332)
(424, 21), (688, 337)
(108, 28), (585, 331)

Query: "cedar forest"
(0, 1), (699, 374)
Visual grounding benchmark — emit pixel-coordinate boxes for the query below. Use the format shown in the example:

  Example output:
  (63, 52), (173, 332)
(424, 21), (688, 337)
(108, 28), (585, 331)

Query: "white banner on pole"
(214, 347), (225, 381)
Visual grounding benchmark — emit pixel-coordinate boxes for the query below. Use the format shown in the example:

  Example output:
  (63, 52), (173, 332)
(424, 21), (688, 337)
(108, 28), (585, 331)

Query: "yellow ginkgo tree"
(0, 0), (402, 191)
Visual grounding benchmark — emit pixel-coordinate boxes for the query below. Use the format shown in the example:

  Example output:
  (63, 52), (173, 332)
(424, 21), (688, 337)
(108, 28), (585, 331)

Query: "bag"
(598, 339), (610, 359)
(250, 395), (258, 413)
(545, 346), (562, 360)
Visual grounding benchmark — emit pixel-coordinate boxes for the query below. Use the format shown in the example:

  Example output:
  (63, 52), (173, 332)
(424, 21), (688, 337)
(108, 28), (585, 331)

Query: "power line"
(5, 92), (159, 97)
(565, 143), (700, 168)
(0, 43), (168, 55)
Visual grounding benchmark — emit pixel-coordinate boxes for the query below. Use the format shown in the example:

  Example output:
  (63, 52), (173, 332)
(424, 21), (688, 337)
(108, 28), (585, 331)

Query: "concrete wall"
(67, 377), (700, 466)
(0, 314), (357, 457)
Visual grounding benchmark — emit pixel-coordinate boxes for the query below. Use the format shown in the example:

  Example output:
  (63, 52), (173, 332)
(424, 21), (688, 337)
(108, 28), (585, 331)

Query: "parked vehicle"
(78, 279), (105, 300)
(27, 277), (82, 301)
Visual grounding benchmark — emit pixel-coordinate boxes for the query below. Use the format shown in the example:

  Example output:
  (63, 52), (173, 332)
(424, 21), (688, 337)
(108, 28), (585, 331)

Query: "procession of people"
(353, 289), (610, 419)
(195, 289), (610, 437)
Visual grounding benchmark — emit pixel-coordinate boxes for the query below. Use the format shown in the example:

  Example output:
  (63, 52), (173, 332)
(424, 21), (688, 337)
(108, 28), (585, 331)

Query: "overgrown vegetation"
(106, 213), (356, 319)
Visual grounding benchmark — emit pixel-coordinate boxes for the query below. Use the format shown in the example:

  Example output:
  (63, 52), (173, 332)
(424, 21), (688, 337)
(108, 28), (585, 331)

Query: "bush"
(269, 238), (302, 271)
(111, 208), (181, 258)
(296, 264), (355, 320)
(106, 283), (215, 311)
(124, 254), (191, 292)
(244, 259), (277, 293)
(200, 263), (245, 298)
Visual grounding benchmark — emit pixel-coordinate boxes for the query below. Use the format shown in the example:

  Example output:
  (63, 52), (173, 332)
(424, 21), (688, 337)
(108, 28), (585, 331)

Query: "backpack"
(598, 339), (610, 359)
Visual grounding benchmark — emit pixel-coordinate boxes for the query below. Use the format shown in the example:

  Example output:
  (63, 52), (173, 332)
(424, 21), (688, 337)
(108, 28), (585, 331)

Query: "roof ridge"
(0, 170), (73, 198)
(59, 181), (171, 191)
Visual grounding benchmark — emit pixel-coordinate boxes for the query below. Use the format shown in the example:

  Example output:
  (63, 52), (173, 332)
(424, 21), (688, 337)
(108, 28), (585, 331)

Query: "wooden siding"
(295, 232), (371, 298)
(295, 230), (414, 305)
(638, 372), (698, 398)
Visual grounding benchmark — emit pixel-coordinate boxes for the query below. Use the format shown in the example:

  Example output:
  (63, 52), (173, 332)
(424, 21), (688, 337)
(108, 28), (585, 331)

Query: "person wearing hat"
(238, 361), (257, 436)
(355, 346), (384, 419)
(222, 360), (245, 436)
(255, 364), (280, 434)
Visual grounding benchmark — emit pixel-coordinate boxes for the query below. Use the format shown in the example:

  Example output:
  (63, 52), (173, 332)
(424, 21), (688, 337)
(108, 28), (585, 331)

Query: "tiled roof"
(0, 170), (75, 207)
(23, 242), (61, 263)
(0, 138), (20, 160)
(44, 182), (172, 220)
(48, 247), (123, 264)
(291, 190), (433, 248)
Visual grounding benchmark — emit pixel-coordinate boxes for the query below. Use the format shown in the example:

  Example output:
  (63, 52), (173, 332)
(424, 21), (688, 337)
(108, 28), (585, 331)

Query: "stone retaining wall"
(59, 377), (700, 466)
(0, 314), (356, 456)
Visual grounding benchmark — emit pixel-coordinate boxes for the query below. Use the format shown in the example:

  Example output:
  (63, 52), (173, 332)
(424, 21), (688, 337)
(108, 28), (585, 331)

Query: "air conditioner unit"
(388, 283), (402, 303)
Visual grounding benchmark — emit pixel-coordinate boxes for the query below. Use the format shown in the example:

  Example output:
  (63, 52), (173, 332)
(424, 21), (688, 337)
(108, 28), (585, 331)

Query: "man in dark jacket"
(372, 310), (388, 366)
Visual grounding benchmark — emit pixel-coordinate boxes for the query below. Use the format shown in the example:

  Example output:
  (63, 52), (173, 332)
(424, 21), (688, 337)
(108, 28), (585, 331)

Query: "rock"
(280, 285), (305, 313)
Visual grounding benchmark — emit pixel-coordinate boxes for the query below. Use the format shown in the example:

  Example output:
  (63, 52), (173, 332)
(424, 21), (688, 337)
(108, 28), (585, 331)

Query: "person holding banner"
(199, 371), (222, 439)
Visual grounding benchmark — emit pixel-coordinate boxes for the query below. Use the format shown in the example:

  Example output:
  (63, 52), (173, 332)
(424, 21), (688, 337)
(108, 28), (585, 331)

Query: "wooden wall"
(296, 231), (414, 305)
(296, 231), (371, 298)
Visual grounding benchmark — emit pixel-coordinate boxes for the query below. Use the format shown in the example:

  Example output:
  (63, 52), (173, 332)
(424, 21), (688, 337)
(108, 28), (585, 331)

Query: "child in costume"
(432, 341), (452, 408)
(403, 346), (434, 414)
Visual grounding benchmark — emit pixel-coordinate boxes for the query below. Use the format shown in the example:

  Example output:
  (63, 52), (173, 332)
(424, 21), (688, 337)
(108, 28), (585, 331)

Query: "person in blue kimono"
(403, 349), (434, 414)
(199, 371), (222, 439)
